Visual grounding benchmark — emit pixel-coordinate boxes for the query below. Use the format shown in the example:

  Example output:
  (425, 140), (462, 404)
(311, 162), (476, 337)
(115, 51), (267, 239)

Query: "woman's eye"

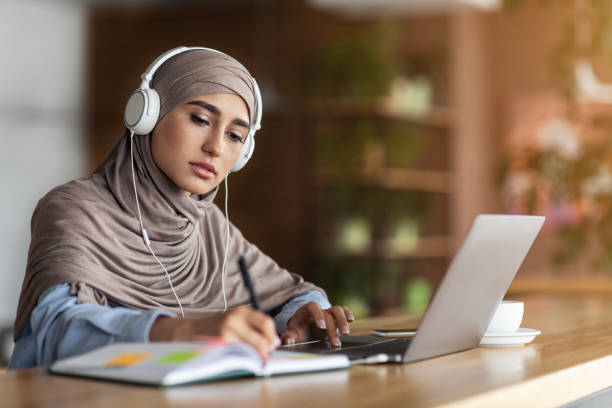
(228, 132), (244, 143)
(190, 114), (209, 126)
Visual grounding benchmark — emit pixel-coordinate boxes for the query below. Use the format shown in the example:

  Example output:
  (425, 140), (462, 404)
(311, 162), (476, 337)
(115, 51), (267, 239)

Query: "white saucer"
(479, 328), (541, 347)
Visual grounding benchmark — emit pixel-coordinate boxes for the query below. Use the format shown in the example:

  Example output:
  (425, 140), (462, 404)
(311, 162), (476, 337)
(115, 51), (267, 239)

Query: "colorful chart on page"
(158, 351), (201, 364)
(105, 353), (151, 367)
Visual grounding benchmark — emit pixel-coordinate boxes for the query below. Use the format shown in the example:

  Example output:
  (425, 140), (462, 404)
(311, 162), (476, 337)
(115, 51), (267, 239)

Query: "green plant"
(301, 21), (400, 99)
(304, 18), (443, 313)
(501, 0), (612, 271)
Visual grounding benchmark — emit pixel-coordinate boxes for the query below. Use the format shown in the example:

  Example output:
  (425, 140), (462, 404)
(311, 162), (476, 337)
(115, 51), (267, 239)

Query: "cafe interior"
(2, 0), (612, 406)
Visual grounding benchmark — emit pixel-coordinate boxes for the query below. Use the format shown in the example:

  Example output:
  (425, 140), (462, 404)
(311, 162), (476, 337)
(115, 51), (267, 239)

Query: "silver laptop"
(284, 214), (545, 363)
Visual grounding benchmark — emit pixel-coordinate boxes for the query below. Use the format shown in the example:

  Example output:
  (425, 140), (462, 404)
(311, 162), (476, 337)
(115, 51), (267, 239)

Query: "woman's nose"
(201, 128), (224, 157)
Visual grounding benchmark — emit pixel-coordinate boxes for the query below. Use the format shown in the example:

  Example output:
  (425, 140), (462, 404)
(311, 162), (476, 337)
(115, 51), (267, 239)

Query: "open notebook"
(49, 341), (350, 386)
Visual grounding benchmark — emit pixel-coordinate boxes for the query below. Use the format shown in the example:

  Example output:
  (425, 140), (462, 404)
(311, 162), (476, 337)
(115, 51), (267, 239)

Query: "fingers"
(330, 306), (350, 335)
(282, 304), (317, 345)
(323, 311), (341, 347)
(343, 306), (355, 322)
(304, 302), (341, 346)
(306, 302), (328, 331)
(244, 308), (280, 348)
(222, 307), (280, 358)
(280, 303), (357, 348)
(304, 303), (357, 347)
(281, 327), (300, 345)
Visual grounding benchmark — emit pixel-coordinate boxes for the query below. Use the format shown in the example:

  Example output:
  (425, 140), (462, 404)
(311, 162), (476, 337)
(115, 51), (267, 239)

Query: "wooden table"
(3, 292), (612, 408)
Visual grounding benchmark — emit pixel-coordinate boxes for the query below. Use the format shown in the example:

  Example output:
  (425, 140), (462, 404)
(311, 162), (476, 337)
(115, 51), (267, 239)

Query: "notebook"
(49, 341), (350, 386)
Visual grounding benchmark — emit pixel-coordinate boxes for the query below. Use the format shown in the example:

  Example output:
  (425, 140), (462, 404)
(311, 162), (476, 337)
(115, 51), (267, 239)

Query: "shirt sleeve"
(8, 283), (174, 369)
(269, 290), (332, 334)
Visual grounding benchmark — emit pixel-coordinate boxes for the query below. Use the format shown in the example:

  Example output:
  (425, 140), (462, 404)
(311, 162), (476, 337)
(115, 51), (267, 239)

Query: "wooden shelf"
(316, 235), (451, 260)
(377, 235), (451, 259)
(307, 99), (454, 129)
(315, 167), (451, 193)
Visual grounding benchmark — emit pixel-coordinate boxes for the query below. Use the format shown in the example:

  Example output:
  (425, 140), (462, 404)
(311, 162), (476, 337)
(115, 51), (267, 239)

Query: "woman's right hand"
(149, 306), (280, 358)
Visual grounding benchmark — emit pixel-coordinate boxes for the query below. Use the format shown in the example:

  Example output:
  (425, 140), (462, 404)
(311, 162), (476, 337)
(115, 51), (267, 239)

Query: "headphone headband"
(139, 47), (222, 87)
(124, 46), (261, 172)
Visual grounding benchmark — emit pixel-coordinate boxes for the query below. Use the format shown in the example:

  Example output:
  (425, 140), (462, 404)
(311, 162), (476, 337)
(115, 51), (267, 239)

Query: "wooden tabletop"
(3, 292), (612, 408)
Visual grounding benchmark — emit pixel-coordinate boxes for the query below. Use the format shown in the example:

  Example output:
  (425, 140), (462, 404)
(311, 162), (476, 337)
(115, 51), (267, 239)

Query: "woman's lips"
(189, 162), (216, 180)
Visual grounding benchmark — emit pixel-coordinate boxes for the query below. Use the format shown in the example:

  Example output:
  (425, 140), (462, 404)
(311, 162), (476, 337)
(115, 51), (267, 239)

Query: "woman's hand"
(281, 302), (354, 347)
(149, 306), (280, 358)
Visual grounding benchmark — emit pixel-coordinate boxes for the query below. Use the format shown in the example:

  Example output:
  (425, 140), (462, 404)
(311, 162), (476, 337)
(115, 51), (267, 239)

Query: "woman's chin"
(171, 172), (221, 196)
(181, 180), (218, 196)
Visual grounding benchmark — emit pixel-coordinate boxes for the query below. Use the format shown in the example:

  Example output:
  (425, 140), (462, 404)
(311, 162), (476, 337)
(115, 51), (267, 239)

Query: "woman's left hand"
(281, 302), (354, 347)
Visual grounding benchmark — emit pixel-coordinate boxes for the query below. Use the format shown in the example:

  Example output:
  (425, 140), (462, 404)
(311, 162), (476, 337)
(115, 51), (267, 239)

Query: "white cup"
(486, 300), (524, 333)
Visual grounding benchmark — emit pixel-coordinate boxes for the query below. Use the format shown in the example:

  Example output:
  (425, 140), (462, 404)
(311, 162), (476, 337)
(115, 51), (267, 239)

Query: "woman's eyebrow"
(188, 100), (221, 115)
(232, 118), (250, 129)
(187, 100), (250, 129)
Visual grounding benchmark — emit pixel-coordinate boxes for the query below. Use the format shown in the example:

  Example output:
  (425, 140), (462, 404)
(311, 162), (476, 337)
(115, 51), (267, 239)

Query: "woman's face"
(151, 93), (250, 195)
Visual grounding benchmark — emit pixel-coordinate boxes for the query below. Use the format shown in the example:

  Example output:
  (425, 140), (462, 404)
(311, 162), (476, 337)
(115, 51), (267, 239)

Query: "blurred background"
(3, 0), (612, 363)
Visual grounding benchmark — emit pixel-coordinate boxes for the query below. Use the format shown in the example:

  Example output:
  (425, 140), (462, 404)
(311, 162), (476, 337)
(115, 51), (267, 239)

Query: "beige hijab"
(13, 49), (323, 340)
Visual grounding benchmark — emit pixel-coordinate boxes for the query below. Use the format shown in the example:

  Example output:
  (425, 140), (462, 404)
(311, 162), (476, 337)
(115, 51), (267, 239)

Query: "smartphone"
(370, 328), (417, 338)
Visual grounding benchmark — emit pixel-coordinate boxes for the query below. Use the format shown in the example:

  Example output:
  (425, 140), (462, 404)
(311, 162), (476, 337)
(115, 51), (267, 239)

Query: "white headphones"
(124, 46), (263, 172)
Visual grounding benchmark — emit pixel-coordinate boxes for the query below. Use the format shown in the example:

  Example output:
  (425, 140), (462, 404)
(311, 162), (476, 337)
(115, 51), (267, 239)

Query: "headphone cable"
(221, 175), (230, 313)
(130, 131), (185, 318)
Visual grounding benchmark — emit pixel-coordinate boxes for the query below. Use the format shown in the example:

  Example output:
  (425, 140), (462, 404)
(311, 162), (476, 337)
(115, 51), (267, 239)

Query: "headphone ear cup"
(231, 131), (255, 173)
(124, 88), (160, 135)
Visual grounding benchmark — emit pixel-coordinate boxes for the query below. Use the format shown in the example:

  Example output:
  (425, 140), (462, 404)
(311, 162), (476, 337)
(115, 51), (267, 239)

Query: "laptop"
(284, 214), (545, 363)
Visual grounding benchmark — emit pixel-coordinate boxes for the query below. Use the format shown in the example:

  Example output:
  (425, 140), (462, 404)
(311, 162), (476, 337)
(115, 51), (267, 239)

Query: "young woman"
(9, 47), (353, 369)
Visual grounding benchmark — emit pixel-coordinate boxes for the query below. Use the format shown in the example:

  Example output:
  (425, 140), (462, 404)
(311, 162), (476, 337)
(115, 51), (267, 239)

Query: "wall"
(0, 0), (86, 329)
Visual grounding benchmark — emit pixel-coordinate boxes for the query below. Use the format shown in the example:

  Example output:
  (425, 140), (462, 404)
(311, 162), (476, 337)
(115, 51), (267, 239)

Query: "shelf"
(307, 99), (454, 129)
(316, 235), (451, 260)
(378, 236), (451, 259)
(308, 0), (501, 17)
(315, 167), (451, 193)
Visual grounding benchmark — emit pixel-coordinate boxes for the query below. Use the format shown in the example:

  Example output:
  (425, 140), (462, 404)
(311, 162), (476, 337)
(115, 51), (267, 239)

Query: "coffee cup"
(485, 300), (524, 333)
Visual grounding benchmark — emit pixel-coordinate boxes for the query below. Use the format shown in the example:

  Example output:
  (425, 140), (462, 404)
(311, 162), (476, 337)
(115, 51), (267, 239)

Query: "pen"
(238, 256), (261, 311)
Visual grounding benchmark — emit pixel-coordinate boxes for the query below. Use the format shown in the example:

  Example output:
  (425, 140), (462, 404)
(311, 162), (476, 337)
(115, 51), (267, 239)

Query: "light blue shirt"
(8, 283), (330, 369)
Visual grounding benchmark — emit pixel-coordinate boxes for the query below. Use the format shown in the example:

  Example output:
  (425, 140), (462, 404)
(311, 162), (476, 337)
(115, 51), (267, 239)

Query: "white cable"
(130, 131), (185, 318)
(129, 131), (147, 242)
(221, 175), (231, 312)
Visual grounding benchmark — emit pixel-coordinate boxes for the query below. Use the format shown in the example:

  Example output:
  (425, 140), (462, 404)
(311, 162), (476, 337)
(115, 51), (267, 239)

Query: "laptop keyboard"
(281, 336), (412, 362)
(326, 338), (412, 361)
